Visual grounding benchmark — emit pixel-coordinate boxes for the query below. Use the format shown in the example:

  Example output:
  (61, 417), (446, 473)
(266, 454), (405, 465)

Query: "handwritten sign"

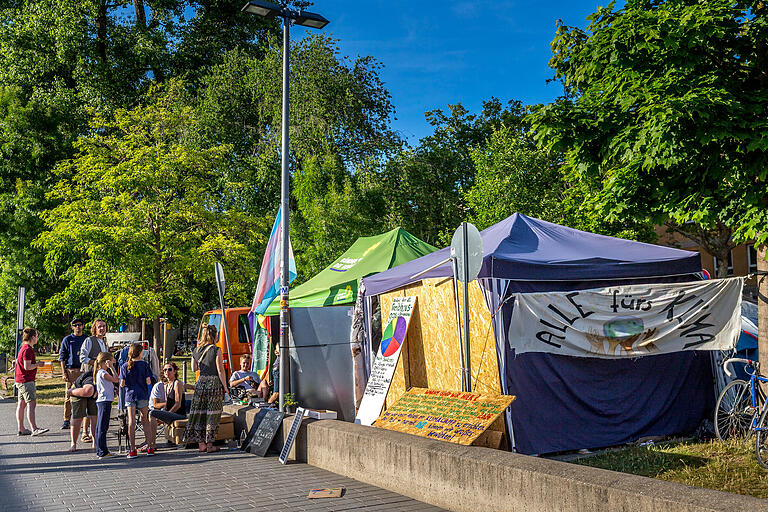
(509, 278), (743, 358)
(355, 296), (417, 426)
(243, 409), (285, 457)
(373, 387), (514, 446)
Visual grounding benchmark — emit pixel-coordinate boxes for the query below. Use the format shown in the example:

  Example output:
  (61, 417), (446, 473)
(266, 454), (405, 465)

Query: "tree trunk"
(152, 316), (161, 358)
(714, 251), (730, 279)
(95, 0), (108, 65)
(758, 245), (768, 379)
(133, 0), (146, 27)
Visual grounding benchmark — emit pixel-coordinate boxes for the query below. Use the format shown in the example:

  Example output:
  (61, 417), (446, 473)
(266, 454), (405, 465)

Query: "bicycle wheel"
(754, 406), (768, 469)
(715, 379), (753, 441)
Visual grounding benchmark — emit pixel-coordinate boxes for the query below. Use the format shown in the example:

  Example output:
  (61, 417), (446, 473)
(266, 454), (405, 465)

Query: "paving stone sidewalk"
(0, 398), (445, 512)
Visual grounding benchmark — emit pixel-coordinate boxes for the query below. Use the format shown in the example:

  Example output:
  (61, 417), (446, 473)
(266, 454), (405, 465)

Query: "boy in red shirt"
(15, 328), (49, 436)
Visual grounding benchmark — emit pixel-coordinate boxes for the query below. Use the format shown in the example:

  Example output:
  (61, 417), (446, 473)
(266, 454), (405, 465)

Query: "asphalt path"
(0, 396), (445, 512)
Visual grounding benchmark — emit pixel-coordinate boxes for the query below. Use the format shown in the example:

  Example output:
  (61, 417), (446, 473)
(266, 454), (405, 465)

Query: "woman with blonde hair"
(183, 324), (228, 452)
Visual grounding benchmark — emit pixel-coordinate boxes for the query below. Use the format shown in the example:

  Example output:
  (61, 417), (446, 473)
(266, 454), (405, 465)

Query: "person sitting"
(148, 362), (193, 449)
(229, 354), (268, 399)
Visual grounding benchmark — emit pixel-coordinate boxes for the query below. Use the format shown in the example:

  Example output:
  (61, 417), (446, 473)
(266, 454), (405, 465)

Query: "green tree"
(194, 36), (400, 278)
(381, 99), (522, 246)
(529, 0), (767, 271)
(34, 81), (266, 352)
(0, 0), (281, 349)
(527, 0), (768, 363)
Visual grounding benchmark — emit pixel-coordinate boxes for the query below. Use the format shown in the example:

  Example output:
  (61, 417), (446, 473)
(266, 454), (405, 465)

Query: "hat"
(71, 318), (83, 325)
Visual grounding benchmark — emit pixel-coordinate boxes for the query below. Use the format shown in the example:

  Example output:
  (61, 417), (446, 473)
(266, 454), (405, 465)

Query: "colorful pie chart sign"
(355, 296), (417, 426)
(381, 316), (408, 357)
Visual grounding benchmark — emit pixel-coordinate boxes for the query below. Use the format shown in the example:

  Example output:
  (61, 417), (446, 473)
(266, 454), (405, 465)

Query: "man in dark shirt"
(59, 319), (87, 430)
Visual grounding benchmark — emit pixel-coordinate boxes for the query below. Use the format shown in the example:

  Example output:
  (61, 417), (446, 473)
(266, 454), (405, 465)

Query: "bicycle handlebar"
(723, 357), (757, 377)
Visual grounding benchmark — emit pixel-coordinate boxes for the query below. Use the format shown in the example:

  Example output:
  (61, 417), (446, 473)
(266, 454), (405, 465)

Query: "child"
(94, 351), (119, 459)
(119, 343), (154, 458)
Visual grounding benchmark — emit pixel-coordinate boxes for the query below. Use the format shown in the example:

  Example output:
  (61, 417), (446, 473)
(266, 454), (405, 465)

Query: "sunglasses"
(72, 323), (83, 327)
(163, 368), (175, 372)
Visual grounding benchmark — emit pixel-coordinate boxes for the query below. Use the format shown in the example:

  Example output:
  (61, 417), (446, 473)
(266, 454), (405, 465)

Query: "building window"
(713, 251), (733, 276)
(748, 244), (758, 273)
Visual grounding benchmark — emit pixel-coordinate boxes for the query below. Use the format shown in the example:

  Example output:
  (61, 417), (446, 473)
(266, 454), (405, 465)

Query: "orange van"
(196, 307), (253, 374)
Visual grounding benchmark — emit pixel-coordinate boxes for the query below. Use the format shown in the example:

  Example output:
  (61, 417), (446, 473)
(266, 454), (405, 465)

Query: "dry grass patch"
(576, 439), (768, 499)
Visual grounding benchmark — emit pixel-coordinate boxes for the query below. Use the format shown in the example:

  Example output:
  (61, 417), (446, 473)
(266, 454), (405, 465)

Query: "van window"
(198, 313), (223, 345)
(238, 314), (252, 344)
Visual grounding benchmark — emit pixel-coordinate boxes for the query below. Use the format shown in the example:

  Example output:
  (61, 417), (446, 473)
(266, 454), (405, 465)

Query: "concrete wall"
(222, 405), (761, 512)
(290, 419), (762, 512)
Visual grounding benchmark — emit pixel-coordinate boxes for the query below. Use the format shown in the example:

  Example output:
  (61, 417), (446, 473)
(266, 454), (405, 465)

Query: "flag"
(250, 206), (297, 317)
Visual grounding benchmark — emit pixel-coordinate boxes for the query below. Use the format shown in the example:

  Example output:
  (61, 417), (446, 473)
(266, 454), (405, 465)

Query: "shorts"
(126, 399), (149, 409)
(15, 382), (36, 402)
(71, 397), (97, 419)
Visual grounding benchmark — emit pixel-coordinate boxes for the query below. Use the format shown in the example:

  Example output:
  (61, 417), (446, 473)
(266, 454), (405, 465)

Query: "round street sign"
(450, 222), (483, 283)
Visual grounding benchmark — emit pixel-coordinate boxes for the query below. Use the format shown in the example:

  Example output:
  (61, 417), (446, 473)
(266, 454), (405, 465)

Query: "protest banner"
(509, 277), (743, 358)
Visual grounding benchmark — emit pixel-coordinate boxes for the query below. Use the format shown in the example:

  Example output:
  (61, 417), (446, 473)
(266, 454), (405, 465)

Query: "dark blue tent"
(362, 214), (713, 454)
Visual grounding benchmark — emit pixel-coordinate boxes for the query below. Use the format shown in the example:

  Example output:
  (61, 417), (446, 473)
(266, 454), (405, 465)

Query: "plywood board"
(381, 278), (502, 414)
(373, 387), (514, 445)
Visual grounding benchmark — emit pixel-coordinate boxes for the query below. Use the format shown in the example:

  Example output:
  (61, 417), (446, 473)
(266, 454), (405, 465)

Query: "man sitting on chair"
(229, 354), (268, 399)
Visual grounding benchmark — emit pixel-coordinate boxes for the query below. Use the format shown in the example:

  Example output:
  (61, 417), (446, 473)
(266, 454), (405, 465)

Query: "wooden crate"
(165, 413), (235, 445)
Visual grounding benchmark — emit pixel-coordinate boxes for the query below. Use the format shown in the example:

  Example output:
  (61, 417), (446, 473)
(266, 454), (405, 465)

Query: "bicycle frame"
(747, 367), (768, 433)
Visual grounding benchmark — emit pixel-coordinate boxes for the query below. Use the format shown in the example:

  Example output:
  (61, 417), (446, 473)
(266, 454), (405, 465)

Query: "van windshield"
(198, 313), (223, 344)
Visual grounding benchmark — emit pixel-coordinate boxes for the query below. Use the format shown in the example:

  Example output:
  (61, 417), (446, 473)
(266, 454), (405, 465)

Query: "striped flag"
(250, 206), (297, 317)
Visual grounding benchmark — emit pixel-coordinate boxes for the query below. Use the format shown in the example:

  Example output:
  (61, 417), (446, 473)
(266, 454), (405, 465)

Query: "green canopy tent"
(262, 227), (438, 316)
(251, 228), (437, 401)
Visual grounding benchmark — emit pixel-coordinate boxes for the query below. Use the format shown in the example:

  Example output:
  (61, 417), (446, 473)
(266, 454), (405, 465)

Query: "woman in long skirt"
(183, 324), (228, 452)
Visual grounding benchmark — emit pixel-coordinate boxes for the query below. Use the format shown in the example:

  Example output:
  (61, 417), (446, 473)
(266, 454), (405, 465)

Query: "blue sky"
(289, 1), (615, 144)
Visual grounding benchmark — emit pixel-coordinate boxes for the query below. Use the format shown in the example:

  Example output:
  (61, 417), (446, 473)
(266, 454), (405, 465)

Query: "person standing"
(79, 319), (109, 374)
(78, 318), (108, 442)
(94, 352), (119, 459)
(183, 325), (228, 452)
(15, 328), (49, 437)
(119, 343), (154, 458)
(59, 319), (87, 430)
(66, 369), (98, 452)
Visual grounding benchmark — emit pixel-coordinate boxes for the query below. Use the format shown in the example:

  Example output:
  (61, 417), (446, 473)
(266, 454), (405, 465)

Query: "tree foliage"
(528, 0), (768, 270)
(34, 81), (265, 329)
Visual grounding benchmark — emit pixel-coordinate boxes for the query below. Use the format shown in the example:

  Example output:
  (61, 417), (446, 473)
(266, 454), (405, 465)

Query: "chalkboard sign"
(279, 408), (306, 465)
(241, 408), (268, 450)
(243, 409), (285, 456)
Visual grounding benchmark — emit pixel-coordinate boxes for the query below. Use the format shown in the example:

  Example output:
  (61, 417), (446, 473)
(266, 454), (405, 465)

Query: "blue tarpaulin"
(363, 214), (713, 454)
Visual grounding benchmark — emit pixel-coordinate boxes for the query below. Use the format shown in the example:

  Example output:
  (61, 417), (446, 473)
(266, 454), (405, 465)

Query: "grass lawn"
(575, 438), (768, 499)
(1, 353), (194, 402)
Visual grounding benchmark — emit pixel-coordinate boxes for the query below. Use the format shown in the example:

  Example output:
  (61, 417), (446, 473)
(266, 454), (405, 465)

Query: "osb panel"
(373, 387), (514, 445)
(380, 278), (502, 414)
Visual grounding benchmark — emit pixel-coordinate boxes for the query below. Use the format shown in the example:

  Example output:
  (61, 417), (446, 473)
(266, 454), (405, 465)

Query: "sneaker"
(60, 420), (70, 430)
(98, 453), (113, 460)
(126, 450), (138, 459)
(17, 429), (31, 436)
(30, 428), (49, 436)
(146, 448), (155, 456)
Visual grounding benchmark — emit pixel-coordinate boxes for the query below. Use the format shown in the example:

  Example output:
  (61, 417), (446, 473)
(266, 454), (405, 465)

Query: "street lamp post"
(241, 1), (329, 412)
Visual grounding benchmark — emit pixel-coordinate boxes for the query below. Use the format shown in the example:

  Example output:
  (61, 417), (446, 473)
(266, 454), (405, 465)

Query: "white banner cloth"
(509, 278), (743, 358)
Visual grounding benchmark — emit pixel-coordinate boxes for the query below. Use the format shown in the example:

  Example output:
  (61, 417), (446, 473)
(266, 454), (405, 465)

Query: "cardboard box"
(306, 409), (337, 420)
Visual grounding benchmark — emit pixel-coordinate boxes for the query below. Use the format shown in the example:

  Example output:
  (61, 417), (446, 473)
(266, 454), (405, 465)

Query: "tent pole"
(462, 222), (472, 392)
(451, 257), (466, 391)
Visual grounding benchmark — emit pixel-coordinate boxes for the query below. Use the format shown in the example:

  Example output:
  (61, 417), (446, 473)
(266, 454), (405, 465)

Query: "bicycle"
(715, 358), (768, 469)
